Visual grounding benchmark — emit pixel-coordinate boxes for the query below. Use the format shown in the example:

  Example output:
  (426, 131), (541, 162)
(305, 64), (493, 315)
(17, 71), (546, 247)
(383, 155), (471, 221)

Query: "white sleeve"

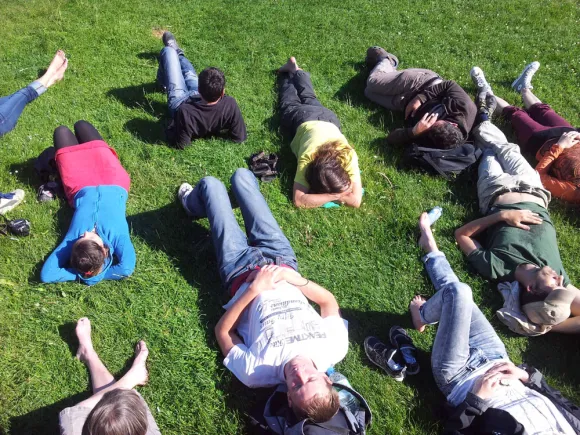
(323, 316), (349, 364)
(223, 344), (263, 388)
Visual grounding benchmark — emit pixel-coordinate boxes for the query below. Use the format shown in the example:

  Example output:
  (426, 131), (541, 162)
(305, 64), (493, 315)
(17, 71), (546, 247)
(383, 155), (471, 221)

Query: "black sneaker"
(389, 326), (420, 375)
(365, 46), (399, 70)
(364, 336), (406, 381)
(162, 31), (183, 55)
(476, 92), (497, 119)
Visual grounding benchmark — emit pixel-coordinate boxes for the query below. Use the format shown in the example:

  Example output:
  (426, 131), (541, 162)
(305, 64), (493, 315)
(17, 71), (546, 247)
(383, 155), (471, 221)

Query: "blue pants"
(185, 168), (298, 288)
(157, 47), (200, 116)
(0, 81), (45, 137)
(420, 251), (508, 396)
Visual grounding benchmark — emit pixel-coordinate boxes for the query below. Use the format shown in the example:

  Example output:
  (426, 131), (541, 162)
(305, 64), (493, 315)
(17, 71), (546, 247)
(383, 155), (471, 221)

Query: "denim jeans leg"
(158, 47), (190, 115)
(230, 168), (298, 270)
(0, 85), (40, 137)
(185, 175), (259, 285)
(178, 54), (200, 99)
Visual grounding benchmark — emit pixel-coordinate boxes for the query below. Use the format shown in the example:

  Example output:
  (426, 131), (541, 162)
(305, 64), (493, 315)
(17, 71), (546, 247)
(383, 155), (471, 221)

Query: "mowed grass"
(1, 0), (580, 433)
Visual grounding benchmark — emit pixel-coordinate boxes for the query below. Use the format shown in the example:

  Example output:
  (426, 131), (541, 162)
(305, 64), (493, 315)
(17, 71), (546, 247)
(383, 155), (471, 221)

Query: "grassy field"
(1, 0), (580, 433)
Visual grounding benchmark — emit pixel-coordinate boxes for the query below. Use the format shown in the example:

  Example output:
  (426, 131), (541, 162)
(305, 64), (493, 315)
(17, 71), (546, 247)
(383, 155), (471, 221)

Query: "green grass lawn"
(1, 0), (580, 433)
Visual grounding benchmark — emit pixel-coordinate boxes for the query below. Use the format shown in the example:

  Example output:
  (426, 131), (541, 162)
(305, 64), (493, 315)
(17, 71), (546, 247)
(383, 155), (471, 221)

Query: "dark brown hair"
(82, 389), (148, 435)
(198, 67), (225, 102)
(305, 141), (351, 194)
(291, 384), (340, 423)
(428, 122), (464, 149)
(71, 239), (107, 277)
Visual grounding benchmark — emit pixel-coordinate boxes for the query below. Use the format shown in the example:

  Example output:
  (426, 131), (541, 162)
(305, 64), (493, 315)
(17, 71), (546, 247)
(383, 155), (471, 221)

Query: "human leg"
(502, 105), (547, 151)
(75, 318), (115, 393)
(291, 70), (322, 107)
(230, 168), (297, 269)
(158, 47), (190, 115)
(73, 120), (104, 143)
(53, 126), (80, 150)
(0, 86), (42, 136)
(181, 176), (260, 285)
(178, 54), (199, 95)
(365, 64), (439, 111)
(526, 100), (574, 129)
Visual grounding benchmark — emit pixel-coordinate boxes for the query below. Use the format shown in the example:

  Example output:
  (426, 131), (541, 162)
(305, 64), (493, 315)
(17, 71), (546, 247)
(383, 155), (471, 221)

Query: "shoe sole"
(364, 339), (405, 382)
(389, 326), (420, 376)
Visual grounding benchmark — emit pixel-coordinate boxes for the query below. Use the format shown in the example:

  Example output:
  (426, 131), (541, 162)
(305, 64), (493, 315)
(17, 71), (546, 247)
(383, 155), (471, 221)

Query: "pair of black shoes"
(364, 326), (419, 382)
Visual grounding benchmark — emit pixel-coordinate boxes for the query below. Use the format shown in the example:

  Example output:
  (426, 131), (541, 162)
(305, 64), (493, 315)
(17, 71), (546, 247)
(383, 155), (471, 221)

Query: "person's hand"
(556, 131), (580, 149)
(485, 362), (530, 383)
(500, 210), (543, 230)
(248, 265), (284, 293)
(405, 96), (423, 119)
(473, 372), (503, 400)
(412, 112), (439, 136)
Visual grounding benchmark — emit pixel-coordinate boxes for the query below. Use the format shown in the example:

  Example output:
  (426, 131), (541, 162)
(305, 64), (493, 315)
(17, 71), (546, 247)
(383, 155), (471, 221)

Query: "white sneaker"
(0, 189), (25, 215)
(512, 61), (540, 93)
(178, 183), (194, 216)
(470, 66), (493, 95)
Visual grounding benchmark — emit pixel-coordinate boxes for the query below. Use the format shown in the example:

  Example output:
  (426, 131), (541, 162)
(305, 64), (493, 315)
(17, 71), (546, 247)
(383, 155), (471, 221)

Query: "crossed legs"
(158, 47), (200, 115)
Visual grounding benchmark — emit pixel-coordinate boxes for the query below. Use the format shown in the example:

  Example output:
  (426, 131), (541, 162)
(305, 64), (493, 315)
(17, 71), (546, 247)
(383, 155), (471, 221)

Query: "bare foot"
(418, 212), (438, 253)
(38, 50), (68, 88)
(127, 341), (149, 386)
(410, 295), (427, 333)
(278, 57), (301, 73)
(75, 317), (96, 362)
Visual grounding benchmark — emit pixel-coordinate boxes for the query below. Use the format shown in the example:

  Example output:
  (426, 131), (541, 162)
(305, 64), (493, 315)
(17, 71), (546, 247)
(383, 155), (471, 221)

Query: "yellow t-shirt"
(290, 121), (361, 189)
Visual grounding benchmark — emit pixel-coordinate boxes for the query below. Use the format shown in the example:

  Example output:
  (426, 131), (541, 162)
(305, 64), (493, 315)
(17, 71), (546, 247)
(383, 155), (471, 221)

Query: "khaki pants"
(364, 59), (440, 111)
(475, 121), (551, 214)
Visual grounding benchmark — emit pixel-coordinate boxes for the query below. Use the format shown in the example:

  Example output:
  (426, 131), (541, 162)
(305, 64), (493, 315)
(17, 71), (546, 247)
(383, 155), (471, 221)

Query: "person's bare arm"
(338, 180), (362, 208)
(281, 270), (340, 318)
(551, 316), (580, 334)
(293, 182), (354, 208)
(454, 210), (543, 256)
(214, 266), (283, 356)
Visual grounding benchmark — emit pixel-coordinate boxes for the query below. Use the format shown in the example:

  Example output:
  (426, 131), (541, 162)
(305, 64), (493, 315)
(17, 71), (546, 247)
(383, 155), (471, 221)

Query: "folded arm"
(40, 239), (77, 283)
(104, 235), (136, 280)
(535, 144), (580, 203)
(293, 182), (361, 208)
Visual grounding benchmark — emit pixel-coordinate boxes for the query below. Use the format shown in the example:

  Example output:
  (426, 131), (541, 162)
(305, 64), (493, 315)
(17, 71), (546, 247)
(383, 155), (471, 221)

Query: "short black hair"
(198, 67), (226, 102)
(428, 122), (464, 149)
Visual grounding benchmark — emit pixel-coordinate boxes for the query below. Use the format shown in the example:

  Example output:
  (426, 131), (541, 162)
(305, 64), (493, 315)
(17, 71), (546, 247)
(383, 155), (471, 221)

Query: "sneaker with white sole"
(178, 183), (194, 216)
(512, 61), (540, 93)
(364, 336), (406, 381)
(470, 66), (493, 96)
(0, 189), (25, 215)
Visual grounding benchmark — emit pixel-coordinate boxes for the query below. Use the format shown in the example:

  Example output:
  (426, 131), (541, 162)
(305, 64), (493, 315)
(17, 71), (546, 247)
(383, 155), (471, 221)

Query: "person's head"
(70, 231), (108, 278)
(518, 265), (575, 326)
(198, 67), (226, 103)
(82, 389), (148, 435)
(284, 356), (340, 423)
(305, 141), (351, 194)
(428, 121), (463, 149)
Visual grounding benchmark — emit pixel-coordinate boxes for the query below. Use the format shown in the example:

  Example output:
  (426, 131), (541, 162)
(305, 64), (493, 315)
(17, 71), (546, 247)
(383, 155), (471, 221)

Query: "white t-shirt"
(222, 281), (349, 388)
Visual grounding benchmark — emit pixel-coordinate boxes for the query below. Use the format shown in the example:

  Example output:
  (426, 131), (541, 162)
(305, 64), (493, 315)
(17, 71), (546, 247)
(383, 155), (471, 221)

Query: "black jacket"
(443, 365), (580, 434)
(387, 80), (477, 148)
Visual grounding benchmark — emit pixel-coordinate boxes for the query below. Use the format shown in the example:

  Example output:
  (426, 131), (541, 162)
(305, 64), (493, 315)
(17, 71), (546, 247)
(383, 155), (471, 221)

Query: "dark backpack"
(400, 143), (482, 179)
(252, 375), (372, 435)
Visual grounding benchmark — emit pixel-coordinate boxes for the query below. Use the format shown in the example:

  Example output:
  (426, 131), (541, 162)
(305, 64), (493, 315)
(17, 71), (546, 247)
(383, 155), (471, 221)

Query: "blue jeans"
(420, 251), (508, 396)
(185, 168), (298, 288)
(157, 46), (200, 116)
(0, 81), (45, 137)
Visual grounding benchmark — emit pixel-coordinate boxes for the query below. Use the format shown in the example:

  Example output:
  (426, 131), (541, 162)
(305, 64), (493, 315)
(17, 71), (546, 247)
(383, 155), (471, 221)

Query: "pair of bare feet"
(409, 212), (441, 333)
(75, 317), (149, 387)
(278, 57), (302, 74)
(37, 50), (68, 89)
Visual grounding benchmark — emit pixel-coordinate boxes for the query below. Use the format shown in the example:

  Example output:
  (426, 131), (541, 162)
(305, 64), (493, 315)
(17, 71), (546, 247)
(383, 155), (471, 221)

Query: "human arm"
(386, 112), (439, 146)
(277, 269), (340, 318)
(40, 239), (77, 283)
(454, 210), (543, 256)
(535, 134), (580, 203)
(215, 265), (283, 356)
(227, 100), (247, 143)
(292, 182), (355, 208)
(104, 235), (136, 280)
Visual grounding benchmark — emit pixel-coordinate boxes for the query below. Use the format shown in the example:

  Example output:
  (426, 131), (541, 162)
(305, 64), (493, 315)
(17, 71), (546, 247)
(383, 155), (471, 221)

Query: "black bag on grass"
(401, 142), (481, 179)
(249, 374), (371, 435)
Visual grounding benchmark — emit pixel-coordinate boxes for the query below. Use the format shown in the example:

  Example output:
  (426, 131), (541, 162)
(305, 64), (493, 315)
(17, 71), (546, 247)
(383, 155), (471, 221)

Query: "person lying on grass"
(157, 31), (246, 148)
(40, 121), (135, 285)
(410, 212), (580, 435)
(0, 50), (68, 138)
(364, 46), (476, 150)
(177, 168), (348, 422)
(472, 63), (580, 204)
(277, 57), (363, 208)
(59, 318), (160, 435)
(454, 93), (580, 334)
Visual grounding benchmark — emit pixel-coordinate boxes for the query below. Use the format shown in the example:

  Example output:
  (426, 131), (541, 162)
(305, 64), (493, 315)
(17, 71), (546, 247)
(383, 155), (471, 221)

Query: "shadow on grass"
(341, 308), (447, 427)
